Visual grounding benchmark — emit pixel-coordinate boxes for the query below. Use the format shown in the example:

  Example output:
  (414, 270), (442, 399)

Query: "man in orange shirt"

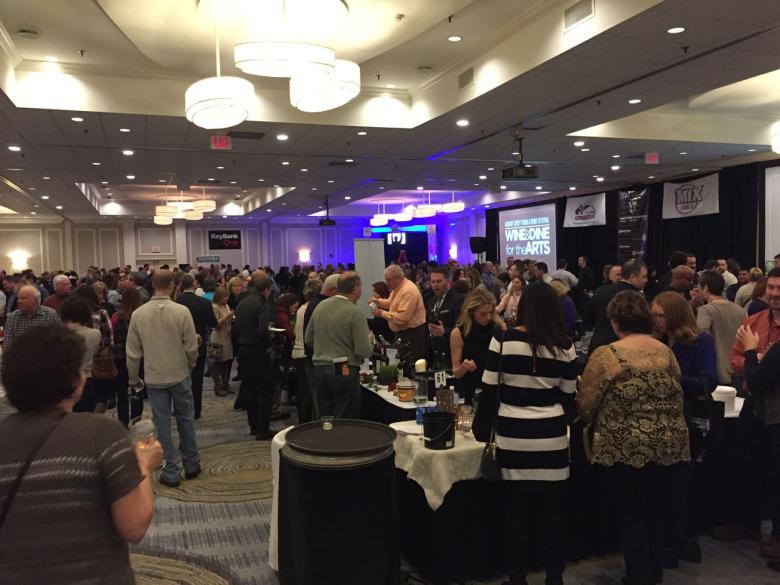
(370, 264), (427, 366)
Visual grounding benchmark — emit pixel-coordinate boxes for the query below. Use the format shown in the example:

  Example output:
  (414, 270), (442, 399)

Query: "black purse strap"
(0, 412), (65, 532)
(489, 330), (507, 443)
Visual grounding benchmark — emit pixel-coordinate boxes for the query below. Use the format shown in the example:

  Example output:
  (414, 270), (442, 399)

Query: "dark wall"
(486, 160), (768, 275)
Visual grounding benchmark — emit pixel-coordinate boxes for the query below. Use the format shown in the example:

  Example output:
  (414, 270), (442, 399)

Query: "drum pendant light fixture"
(185, 18), (254, 130)
(442, 191), (465, 213)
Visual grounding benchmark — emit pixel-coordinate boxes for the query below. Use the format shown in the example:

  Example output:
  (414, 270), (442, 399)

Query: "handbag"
(479, 331), (505, 481)
(208, 342), (224, 361)
(0, 412), (65, 534)
(92, 345), (118, 380)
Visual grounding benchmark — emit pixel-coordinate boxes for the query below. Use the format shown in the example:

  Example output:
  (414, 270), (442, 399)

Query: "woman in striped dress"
(482, 282), (578, 585)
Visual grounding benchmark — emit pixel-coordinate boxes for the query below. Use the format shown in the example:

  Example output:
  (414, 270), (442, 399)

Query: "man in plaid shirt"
(4, 285), (60, 350)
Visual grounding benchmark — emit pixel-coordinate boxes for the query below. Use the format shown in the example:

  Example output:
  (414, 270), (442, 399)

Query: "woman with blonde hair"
(450, 286), (505, 405)
(210, 286), (235, 397)
(496, 276), (523, 326)
(734, 267), (764, 309)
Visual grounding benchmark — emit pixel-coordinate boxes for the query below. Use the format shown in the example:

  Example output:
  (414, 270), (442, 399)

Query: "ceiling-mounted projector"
(502, 164), (539, 180)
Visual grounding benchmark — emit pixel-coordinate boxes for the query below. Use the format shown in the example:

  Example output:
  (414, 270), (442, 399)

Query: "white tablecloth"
(370, 388), (436, 410)
(268, 426), (293, 572)
(390, 421), (483, 512)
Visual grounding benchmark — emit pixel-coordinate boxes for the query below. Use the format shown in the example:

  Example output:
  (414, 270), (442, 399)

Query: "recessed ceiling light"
(667, 26), (686, 34)
(119, 128), (131, 133)
(448, 35), (463, 42)
(281, 202), (286, 206)
(612, 154), (621, 158)
(484, 204), (490, 208)
(207, 177), (215, 181)
(648, 175), (655, 179)
(344, 196), (351, 200)
(596, 177), (605, 182)
(500, 185), (507, 190)
(30, 211), (36, 215)
(43, 176), (50, 180)
(266, 209), (271, 212)
(101, 180), (109, 185)
(569, 186), (576, 191)
(611, 165), (620, 171)
(379, 187), (385, 190)
(473, 183), (479, 186)
(327, 179), (335, 183)
(55, 205), (63, 209)
(8, 145), (21, 152)
(71, 116), (83, 122)
(679, 151), (687, 155)
(416, 186), (423, 190)
(573, 141), (585, 147)
(158, 179), (166, 183)
(274, 184), (280, 188)
(126, 174), (135, 180)
(29, 187), (36, 191)
(276, 133), (289, 141)
(385, 84), (396, 89)
(281, 161), (290, 165)
(535, 186), (542, 190)
(345, 158), (354, 163)
(487, 167), (494, 171)
(628, 98), (642, 105)
(92, 162), (101, 166)
(122, 149), (134, 156)
(216, 165), (224, 170)
(456, 119), (469, 127)
(44, 55), (58, 62)
(692, 168), (699, 171)
(230, 180), (237, 184)
(301, 168), (308, 172)
(357, 131), (367, 136)
(41, 195), (50, 200)
(258, 178), (265, 181)
(748, 148), (756, 152)
(478, 175), (487, 180)
(222, 215), (227, 219)
(511, 150), (520, 156)
(581, 148), (590, 152)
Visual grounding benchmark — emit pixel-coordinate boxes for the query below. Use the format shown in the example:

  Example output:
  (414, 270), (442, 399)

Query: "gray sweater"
(304, 294), (371, 367)
(696, 300), (746, 384)
(126, 296), (199, 386)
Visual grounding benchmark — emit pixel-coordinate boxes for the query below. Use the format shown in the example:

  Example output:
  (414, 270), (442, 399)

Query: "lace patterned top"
(577, 343), (691, 468)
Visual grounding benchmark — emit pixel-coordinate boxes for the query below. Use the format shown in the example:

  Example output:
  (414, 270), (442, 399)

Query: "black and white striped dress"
(481, 329), (578, 482)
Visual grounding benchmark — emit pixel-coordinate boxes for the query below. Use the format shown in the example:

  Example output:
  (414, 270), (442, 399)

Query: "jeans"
(146, 377), (200, 483)
(604, 463), (687, 585)
(312, 365), (361, 419)
(238, 346), (273, 434)
(191, 346), (207, 419)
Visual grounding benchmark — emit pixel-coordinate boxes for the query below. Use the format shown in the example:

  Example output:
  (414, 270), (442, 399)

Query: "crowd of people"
(0, 249), (779, 585)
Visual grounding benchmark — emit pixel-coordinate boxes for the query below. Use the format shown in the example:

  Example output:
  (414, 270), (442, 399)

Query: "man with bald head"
(371, 264), (427, 364)
(4, 284), (61, 350)
(668, 265), (695, 298)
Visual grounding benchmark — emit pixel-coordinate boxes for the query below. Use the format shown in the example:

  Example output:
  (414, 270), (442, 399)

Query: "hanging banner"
(662, 173), (720, 219)
(208, 230), (242, 250)
(617, 189), (649, 264)
(563, 192), (607, 227)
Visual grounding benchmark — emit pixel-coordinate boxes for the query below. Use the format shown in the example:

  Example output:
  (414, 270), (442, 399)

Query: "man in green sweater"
(305, 271), (372, 418)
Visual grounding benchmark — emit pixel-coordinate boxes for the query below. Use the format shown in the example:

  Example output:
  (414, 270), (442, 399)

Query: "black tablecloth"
(360, 385), (416, 425)
(398, 421), (621, 585)
(278, 451), (400, 585)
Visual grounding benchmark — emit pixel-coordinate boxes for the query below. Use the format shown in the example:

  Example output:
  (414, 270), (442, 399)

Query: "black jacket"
(577, 266), (596, 293)
(426, 289), (464, 364)
(588, 281), (638, 354)
(303, 293), (329, 358)
(176, 291), (217, 337)
(233, 290), (272, 349)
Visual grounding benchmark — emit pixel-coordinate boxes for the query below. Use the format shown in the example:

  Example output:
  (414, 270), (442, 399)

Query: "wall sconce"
(9, 249), (31, 271)
(298, 249), (311, 263)
(448, 244), (458, 261)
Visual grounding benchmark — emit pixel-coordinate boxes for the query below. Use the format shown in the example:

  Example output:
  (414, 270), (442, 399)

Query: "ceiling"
(0, 0), (777, 224)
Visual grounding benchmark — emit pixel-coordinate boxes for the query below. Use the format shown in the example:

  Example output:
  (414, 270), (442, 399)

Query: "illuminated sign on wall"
(386, 233), (406, 245)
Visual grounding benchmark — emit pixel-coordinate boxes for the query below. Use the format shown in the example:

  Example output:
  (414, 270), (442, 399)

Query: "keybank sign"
(208, 230), (242, 250)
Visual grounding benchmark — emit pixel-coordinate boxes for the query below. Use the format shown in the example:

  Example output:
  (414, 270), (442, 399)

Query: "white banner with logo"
(563, 192), (607, 227)
(662, 173), (720, 219)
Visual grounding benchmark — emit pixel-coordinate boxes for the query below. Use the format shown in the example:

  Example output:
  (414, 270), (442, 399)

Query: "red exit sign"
(210, 135), (232, 150)
(644, 152), (660, 165)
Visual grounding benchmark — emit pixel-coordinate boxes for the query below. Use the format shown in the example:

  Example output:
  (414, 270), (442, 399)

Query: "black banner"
(616, 189), (648, 264)
(208, 230), (241, 250)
